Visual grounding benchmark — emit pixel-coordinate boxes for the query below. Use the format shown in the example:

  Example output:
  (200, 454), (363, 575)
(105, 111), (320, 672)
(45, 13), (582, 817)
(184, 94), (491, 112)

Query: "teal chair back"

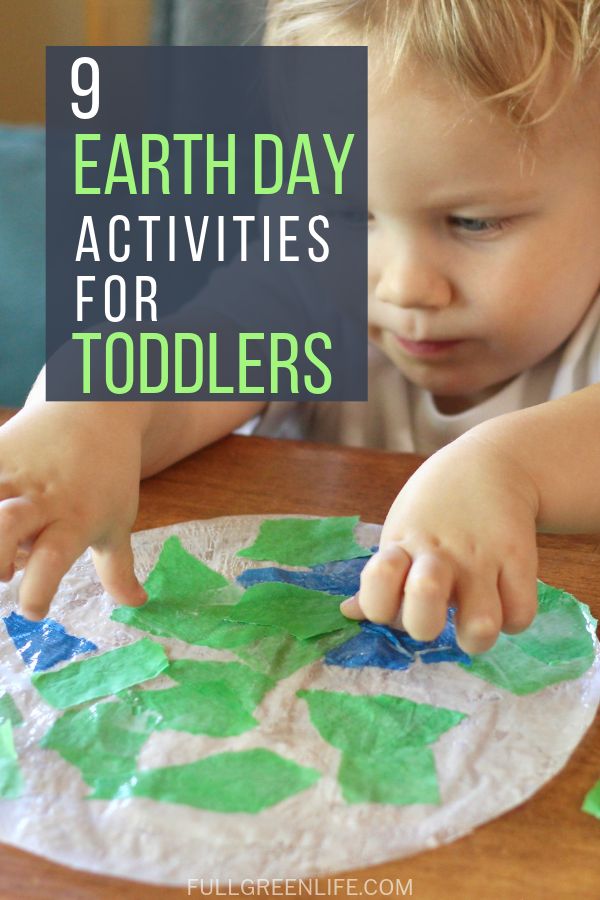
(0, 125), (45, 406)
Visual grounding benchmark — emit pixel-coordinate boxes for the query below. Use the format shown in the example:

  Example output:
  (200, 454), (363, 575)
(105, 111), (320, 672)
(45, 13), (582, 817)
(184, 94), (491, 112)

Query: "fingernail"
(340, 595), (356, 610)
(19, 607), (46, 622)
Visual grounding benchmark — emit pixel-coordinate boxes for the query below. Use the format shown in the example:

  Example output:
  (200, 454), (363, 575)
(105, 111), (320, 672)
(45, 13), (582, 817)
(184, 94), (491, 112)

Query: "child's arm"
(0, 370), (264, 620)
(343, 385), (600, 654)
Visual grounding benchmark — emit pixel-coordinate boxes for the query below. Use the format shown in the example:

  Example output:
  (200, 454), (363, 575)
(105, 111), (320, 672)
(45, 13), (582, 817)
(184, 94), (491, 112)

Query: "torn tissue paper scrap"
(0, 719), (23, 799)
(166, 659), (274, 711)
(298, 689), (467, 805)
(31, 638), (169, 709)
(2, 611), (97, 671)
(110, 536), (257, 647)
(225, 582), (355, 640)
(236, 550), (376, 597)
(459, 581), (596, 695)
(325, 609), (470, 671)
(0, 692), (23, 727)
(237, 515), (373, 567)
(582, 780), (600, 820)
(121, 681), (258, 737)
(40, 700), (160, 786)
(88, 748), (321, 812)
(112, 536), (360, 680)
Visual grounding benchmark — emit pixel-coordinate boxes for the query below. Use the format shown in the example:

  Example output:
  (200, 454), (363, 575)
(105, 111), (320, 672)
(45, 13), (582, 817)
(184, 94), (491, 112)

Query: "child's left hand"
(341, 430), (541, 654)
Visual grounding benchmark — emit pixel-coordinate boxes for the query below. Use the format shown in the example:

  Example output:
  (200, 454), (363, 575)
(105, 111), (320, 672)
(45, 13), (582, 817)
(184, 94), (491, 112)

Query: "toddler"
(0, 0), (599, 656)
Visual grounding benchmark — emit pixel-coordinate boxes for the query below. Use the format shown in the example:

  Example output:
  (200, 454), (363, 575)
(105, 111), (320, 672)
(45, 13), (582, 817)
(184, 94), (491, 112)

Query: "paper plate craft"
(0, 514), (598, 885)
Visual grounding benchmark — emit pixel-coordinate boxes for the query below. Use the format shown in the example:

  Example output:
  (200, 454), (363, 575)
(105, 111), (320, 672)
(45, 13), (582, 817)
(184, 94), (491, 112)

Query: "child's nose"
(375, 255), (452, 310)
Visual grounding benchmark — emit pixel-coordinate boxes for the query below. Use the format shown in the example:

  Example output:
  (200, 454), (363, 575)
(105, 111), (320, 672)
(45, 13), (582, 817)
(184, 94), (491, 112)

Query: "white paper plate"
(0, 515), (598, 885)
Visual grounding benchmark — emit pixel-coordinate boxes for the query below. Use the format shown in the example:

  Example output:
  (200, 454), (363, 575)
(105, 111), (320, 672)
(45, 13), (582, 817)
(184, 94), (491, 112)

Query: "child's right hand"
(341, 426), (540, 655)
(0, 402), (148, 620)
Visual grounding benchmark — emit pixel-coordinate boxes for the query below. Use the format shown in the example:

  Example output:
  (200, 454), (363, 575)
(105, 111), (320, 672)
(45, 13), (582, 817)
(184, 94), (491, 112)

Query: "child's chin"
(396, 361), (497, 410)
(382, 347), (462, 392)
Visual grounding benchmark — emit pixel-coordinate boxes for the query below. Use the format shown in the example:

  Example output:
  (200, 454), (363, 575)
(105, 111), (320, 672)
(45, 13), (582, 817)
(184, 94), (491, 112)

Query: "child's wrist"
(444, 420), (542, 522)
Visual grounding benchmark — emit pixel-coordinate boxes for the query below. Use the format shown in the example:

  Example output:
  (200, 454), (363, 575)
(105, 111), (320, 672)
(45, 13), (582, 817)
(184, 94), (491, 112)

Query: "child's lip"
(396, 336), (465, 357)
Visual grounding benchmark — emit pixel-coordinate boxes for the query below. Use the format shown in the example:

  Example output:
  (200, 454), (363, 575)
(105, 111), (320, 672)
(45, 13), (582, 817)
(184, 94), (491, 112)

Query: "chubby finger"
(401, 552), (454, 642)
(454, 573), (503, 655)
(0, 498), (46, 581)
(0, 481), (19, 504)
(19, 523), (87, 621)
(498, 555), (538, 634)
(92, 534), (147, 608)
(356, 543), (411, 623)
(339, 593), (364, 620)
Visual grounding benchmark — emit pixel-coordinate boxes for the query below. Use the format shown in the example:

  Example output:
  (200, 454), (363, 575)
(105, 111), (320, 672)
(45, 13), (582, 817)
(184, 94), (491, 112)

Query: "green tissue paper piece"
(196, 617), (279, 650)
(119, 656), (276, 741)
(298, 689), (466, 807)
(113, 571), (313, 658)
(123, 682), (258, 737)
(338, 747), (440, 805)
(167, 660), (274, 711)
(89, 748), (321, 812)
(112, 536), (234, 623)
(237, 516), (372, 566)
(110, 536), (276, 650)
(226, 583), (353, 639)
(0, 720), (24, 799)
(32, 638), (169, 709)
(40, 700), (158, 785)
(109, 533), (357, 678)
(0, 692), (23, 727)
(110, 529), (358, 678)
(460, 581), (597, 695)
(298, 689), (466, 756)
(144, 535), (228, 600)
(233, 624), (360, 681)
(582, 780), (600, 820)
(113, 598), (269, 649)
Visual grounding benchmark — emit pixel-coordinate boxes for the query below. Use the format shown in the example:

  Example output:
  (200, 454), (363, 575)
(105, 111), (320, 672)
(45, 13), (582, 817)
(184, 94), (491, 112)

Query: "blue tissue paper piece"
(324, 625), (413, 670)
(2, 612), (97, 672)
(325, 608), (471, 671)
(237, 548), (377, 597)
(237, 549), (470, 674)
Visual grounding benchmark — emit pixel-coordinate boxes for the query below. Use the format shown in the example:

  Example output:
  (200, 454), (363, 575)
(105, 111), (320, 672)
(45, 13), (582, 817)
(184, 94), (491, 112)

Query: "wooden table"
(1, 420), (599, 899)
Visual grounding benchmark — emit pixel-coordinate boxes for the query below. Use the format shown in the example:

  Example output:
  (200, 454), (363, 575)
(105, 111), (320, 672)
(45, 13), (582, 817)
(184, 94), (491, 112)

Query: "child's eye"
(448, 215), (508, 234)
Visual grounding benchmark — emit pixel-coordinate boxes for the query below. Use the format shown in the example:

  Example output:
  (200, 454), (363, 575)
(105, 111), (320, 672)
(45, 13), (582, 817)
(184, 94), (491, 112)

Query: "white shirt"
(253, 293), (600, 455)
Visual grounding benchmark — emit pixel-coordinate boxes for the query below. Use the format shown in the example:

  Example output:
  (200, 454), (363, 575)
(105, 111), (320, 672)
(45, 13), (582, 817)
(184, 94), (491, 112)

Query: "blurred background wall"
(0, 0), (151, 124)
(0, 1), (151, 405)
(0, 0), (265, 405)
(153, 0), (266, 45)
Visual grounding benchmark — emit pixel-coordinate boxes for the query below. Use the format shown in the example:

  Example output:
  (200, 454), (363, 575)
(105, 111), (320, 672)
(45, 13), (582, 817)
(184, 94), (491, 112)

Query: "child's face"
(368, 62), (600, 411)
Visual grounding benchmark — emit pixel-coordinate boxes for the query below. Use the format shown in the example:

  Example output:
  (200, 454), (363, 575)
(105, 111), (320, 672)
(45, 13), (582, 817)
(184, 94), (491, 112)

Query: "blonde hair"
(265, 0), (600, 124)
